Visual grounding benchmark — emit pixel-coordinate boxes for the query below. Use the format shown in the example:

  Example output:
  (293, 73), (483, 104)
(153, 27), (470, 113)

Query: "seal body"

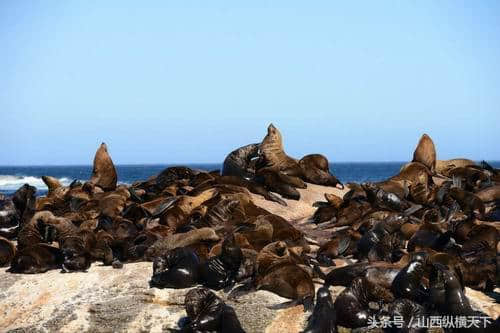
(90, 143), (117, 191)
(222, 143), (260, 179)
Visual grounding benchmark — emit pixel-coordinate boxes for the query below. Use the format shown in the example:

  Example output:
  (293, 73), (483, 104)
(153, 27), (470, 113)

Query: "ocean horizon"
(1, 161), (499, 196)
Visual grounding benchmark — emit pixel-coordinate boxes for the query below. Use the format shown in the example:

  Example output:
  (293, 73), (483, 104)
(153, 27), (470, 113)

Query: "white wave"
(0, 175), (73, 191)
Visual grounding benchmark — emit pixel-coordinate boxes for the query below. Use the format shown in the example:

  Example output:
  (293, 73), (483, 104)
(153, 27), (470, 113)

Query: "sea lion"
(145, 227), (219, 260)
(334, 277), (394, 328)
(0, 236), (15, 267)
(8, 243), (63, 274)
(258, 124), (302, 175)
(198, 236), (243, 290)
(412, 133), (436, 173)
(60, 232), (94, 272)
(235, 218), (274, 251)
(299, 154), (344, 189)
(41, 176), (64, 197)
(256, 261), (315, 310)
(387, 298), (427, 333)
(302, 286), (337, 333)
(149, 247), (200, 289)
(254, 169), (301, 200)
(222, 143), (260, 179)
(182, 287), (245, 333)
(89, 143), (117, 191)
(0, 197), (20, 239)
(317, 230), (358, 265)
(391, 259), (428, 302)
(476, 185), (500, 203)
(436, 158), (476, 175)
(17, 211), (56, 249)
(12, 183), (37, 224)
(215, 175), (287, 206)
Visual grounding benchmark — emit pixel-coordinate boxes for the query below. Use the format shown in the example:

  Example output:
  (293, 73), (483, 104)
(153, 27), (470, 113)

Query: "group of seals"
(305, 133), (499, 330)
(0, 127), (498, 332)
(221, 124), (343, 204)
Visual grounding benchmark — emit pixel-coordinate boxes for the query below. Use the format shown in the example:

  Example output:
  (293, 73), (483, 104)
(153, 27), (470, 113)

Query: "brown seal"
(299, 154), (344, 189)
(334, 276), (394, 328)
(412, 133), (436, 173)
(8, 243), (63, 274)
(0, 236), (16, 267)
(89, 142), (117, 191)
(436, 158), (475, 175)
(258, 124), (302, 175)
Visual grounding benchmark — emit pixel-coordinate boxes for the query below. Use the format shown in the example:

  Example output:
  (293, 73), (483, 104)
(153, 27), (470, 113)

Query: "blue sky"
(1, 1), (499, 165)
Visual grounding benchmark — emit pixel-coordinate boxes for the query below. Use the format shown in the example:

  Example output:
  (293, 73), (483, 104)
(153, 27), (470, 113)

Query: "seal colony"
(0, 124), (499, 332)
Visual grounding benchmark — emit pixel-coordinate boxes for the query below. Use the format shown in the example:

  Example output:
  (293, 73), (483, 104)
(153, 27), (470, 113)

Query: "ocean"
(1, 162), (499, 197)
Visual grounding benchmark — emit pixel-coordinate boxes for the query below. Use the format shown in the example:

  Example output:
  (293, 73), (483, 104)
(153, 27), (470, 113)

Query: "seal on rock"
(222, 143), (260, 179)
(89, 143), (117, 191)
(412, 133), (436, 173)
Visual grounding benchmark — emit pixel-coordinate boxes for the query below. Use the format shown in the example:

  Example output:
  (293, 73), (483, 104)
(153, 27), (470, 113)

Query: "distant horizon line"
(1, 160), (499, 168)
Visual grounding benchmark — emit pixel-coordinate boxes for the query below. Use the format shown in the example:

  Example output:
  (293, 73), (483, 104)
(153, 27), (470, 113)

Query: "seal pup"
(0, 197), (20, 239)
(222, 143), (260, 179)
(0, 236), (16, 267)
(412, 133), (436, 173)
(89, 143), (117, 191)
(302, 286), (337, 333)
(149, 247), (200, 289)
(181, 287), (245, 333)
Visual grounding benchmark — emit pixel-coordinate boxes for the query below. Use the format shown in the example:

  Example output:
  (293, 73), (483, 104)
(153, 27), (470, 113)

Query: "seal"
(412, 133), (436, 173)
(256, 261), (315, 310)
(17, 211), (56, 249)
(390, 259), (428, 302)
(302, 286), (337, 333)
(60, 231), (94, 272)
(8, 243), (63, 274)
(0, 236), (16, 267)
(0, 197), (20, 239)
(149, 247), (200, 288)
(254, 169), (301, 200)
(182, 287), (245, 333)
(89, 142), (117, 191)
(299, 154), (344, 189)
(145, 227), (219, 260)
(198, 236), (243, 290)
(334, 277), (394, 328)
(258, 124), (302, 175)
(387, 298), (426, 333)
(12, 183), (37, 224)
(436, 158), (475, 176)
(222, 143), (260, 179)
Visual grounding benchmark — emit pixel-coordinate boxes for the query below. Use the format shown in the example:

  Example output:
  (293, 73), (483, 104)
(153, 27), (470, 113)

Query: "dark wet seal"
(177, 287), (245, 333)
(302, 286), (337, 333)
(387, 298), (427, 333)
(149, 247), (200, 289)
(198, 237), (242, 290)
(222, 143), (260, 180)
(391, 259), (428, 303)
(334, 277), (394, 328)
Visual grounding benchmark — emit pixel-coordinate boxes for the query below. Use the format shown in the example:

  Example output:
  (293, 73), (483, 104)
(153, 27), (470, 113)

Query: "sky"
(1, 1), (499, 165)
